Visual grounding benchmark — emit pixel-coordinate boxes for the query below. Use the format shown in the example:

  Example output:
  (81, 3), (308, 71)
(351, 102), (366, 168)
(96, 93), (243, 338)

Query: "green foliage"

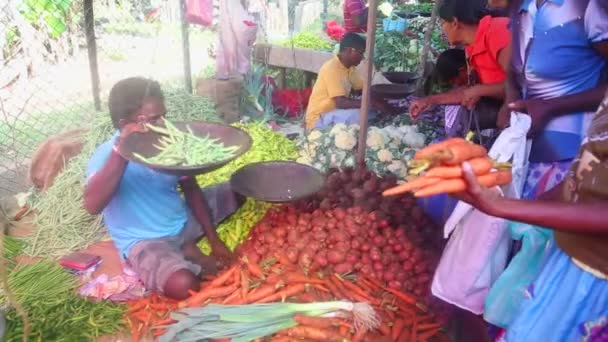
(280, 31), (333, 52)
(397, 3), (434, 13)
(374, 29), (421, 72)
(19, 0), (73, 38)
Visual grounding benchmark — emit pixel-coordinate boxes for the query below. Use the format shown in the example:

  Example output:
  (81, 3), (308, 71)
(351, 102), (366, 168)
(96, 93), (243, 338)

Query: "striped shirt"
(343, 0), (366, 33)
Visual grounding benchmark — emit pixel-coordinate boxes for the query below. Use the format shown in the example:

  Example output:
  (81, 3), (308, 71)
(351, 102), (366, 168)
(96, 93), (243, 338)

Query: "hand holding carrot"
(451, 161), (506, 215)
(383, 138), (512, 197)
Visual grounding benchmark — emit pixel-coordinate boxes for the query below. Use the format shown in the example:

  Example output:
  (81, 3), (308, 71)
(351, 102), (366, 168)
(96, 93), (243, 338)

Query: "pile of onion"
(238, 206), (441, 297)
(294, 168), (442, 248)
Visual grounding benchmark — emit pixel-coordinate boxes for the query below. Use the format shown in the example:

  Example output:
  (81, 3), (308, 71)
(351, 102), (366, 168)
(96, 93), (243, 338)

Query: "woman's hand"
(209, 239), (234, 269)
(453, 162), (505, 215)
(508, 99), (551, 137)
(409, 98), (432, 119)
(461, 86), (481, 110)
(116, 122), (148, 154)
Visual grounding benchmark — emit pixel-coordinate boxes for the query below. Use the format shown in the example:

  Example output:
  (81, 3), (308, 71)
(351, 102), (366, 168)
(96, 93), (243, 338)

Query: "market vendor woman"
(84, 77), (237, 300)
(305, 33), (393, 130)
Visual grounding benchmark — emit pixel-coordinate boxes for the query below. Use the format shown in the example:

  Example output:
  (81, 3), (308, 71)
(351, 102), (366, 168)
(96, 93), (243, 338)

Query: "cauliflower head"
(329, 123), (348, 136)
(307, 130), (323, 141)
(377, 149), (394, 163)
(387, 160), (408, 178)
(334, 131), (357, 150)
(366, 128), (386, 150)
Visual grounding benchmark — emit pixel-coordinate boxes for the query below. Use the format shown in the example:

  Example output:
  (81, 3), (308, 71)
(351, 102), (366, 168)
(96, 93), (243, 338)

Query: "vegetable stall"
(0, 2), (489, 342)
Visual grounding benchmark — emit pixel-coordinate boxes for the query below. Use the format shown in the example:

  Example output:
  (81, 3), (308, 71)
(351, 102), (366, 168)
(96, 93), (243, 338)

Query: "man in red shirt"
(343, 0), (367, 33)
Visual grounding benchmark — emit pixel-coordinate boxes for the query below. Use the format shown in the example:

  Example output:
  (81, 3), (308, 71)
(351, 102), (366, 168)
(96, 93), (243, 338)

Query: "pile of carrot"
(383, 137), (512, 197)
(149, 256), (447, 341)
(124, 293), (178, 342)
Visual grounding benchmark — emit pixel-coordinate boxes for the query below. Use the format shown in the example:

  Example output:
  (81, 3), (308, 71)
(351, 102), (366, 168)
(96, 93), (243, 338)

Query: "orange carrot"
(324, 279), (344, 299)
(266, 272), (283, 285)
(382, 177), (442, 196)
(383, 287), (417, 306)
(424, 157), (493, 178)
(286, 326), (345, 342)
(418, 322), (443, 332)
(414, 170), (512, 197)
(222, 291), (241, 304)
(209, 265), (238, 288)
(352, 328), (366, 342)
(274, 252), (291, 266)
(415, 137), (466, 160)
(180, 284), (237, 308)
(333, 275), (377, 303)
(245, 283), (279, 303)
(284, 272), (325, 285)
(128, 301), (148, 313)
(294, 315), (341, 329)
(441, 142), (487, 165)
(233, 266), (241, 285)
(242, 257), (265, 279)
(339, 325), (350, 337)
(397, 327), (410, 342)
(313, 284), (330, 293)
(256, 283), (307, 303)
(378, 321), (391, 336)
(392, 319), (407, 340)
(240, 269), (249, 299)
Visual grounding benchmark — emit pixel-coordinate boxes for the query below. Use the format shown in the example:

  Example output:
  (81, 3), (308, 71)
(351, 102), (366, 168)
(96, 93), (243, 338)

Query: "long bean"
(134, 119), (239, 167)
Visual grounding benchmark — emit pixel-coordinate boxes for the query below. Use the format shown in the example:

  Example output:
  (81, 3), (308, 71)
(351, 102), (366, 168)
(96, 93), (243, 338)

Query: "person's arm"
(180, 177), (233, 260)
(508, 42), (608, 133)
(488, 198), (608, 234)
(456, 162), (608, 234)
(462, 43), (511, 108)
(335, 96), (362, 109)
(352, 7), (368, 27)
(83, 124), (145, 215)
(83, 148), (128, 215)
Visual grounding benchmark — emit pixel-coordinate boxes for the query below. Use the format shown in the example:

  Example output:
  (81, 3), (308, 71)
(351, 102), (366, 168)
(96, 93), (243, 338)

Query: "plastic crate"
(382, 17), (407, 33)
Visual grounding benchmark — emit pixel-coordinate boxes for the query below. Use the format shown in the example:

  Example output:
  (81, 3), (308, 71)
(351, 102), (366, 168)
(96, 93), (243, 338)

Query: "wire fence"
(0, 0), (218, 197)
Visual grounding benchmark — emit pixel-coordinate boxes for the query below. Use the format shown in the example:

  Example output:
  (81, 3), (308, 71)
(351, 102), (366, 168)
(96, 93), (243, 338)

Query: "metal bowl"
(120, 121), (252, 176)
(230, 161), (325, 203)
(382, 71), (420, 85)
(371, 84), (416, 100)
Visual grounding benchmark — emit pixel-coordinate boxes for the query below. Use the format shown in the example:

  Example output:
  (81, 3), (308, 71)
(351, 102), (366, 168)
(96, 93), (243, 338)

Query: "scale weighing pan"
(230, 161), (325, 203)
(120, 121), (252, 177)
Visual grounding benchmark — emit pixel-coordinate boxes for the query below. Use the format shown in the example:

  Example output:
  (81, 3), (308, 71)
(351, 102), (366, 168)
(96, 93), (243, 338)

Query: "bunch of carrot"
(124, 293), (178, 342)
(152, 255), (446, 341)
(383, 137), (512, 197)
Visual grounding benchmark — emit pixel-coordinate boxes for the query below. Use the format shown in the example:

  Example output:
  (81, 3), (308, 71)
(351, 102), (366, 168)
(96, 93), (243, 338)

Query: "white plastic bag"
(431, 112), (531, 314)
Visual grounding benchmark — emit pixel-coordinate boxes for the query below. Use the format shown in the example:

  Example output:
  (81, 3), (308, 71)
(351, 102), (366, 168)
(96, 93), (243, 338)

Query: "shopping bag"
(483, 223), (551, 328)
(431, 112), (531, 314)
(186, 0), (213, 27)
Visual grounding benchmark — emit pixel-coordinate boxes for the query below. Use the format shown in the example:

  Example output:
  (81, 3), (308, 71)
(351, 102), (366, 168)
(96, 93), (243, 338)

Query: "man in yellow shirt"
(305, 33), (391, 129)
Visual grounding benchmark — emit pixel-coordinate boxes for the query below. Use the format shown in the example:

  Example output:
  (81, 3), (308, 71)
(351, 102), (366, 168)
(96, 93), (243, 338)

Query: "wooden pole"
(415, 0), (441, 95)
(355, 0), (378, 166)
(83, 0), (101, 111)
(179, 0), (193, 94)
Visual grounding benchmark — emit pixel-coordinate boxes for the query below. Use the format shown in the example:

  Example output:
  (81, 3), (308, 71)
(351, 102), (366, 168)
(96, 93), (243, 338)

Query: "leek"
(158, 301), (379, 342)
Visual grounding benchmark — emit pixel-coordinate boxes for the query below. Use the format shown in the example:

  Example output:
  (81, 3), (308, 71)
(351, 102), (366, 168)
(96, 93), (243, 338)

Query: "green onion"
(158, 301), (379, 342)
